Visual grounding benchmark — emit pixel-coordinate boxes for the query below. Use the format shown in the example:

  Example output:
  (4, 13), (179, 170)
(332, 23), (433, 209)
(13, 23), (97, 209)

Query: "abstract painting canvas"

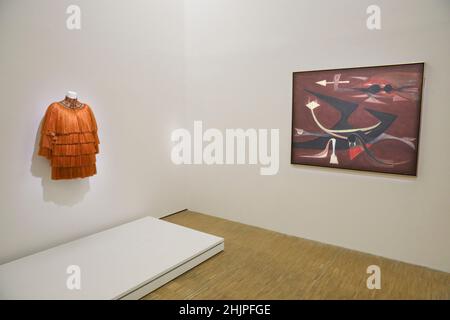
(291, 63), (424, 175)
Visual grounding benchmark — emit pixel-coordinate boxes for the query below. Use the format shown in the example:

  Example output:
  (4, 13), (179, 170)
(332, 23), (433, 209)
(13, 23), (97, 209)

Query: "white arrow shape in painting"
(316, 79), (350, 87)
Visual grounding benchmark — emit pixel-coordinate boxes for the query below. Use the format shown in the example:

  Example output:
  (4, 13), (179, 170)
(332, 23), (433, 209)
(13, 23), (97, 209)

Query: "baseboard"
(159, 208), (188, 219)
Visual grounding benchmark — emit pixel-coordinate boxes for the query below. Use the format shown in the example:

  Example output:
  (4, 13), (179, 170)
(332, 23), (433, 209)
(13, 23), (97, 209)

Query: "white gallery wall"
(0, 0), (187, 264)
(184, 0), (450, 272)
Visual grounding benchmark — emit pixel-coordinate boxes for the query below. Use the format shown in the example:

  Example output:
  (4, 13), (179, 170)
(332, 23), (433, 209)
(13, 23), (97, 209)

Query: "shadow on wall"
(30, 120), (90, 207)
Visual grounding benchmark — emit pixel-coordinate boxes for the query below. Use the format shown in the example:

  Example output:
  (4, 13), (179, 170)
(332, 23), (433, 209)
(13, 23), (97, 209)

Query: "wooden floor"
(143, 211), (450, 300)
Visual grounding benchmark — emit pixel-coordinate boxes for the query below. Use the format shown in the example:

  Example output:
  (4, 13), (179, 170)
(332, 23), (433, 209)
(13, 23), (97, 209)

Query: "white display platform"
(0, 216), (224, 300)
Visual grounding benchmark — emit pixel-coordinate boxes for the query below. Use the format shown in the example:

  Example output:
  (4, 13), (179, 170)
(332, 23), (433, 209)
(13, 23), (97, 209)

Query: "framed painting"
(291, 63), (424, 176)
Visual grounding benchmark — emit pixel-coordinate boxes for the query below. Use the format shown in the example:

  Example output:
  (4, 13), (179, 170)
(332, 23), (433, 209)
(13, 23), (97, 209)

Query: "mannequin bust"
(66, 91), (77, 99)
(60, 91), (83, 109)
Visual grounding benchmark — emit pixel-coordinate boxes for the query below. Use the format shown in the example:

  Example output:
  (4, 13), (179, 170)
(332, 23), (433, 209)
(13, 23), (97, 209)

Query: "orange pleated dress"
(38, 102), (100, 180)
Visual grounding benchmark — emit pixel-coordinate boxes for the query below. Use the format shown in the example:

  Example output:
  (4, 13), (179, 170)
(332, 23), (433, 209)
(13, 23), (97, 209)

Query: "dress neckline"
(57, 101), (86, 110)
